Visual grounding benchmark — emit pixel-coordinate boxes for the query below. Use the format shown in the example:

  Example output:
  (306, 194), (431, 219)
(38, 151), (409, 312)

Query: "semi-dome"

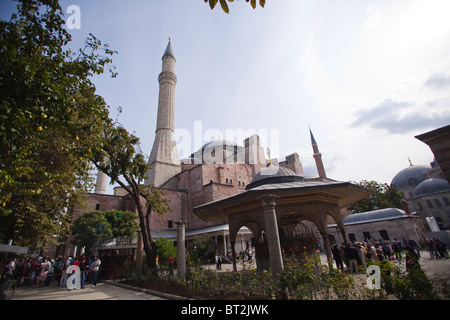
(343, 208), (406, 225)
(390, 165), (430, 189)
(413, 178), (450, 198)
(246, 166), (305, 190)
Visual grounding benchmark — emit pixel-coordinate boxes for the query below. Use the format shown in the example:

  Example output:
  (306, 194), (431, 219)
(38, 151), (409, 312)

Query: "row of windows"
(348, 230), (390, 242)
(224, 178), (245, 186)
(417, 197), (450, 210)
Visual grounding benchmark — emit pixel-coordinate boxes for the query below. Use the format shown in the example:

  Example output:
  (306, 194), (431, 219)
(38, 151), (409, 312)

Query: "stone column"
(320, 229), (333, 268)
(258, 194), (283, 276)
(175, 221), (186, 279)
(231, 242), (237, 272)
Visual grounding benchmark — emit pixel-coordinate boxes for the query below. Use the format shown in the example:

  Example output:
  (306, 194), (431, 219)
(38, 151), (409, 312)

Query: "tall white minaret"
(145, 39), (181, 187)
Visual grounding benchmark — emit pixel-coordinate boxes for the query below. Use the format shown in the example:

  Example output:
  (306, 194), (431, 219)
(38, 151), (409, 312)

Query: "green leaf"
(219, 0), (229, 13)
(251, 0), (257, 9)
(259, 0), (266, 8)
(209, 0), (218, 9)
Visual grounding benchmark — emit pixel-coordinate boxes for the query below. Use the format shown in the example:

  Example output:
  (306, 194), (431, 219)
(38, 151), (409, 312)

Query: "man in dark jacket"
(331, 244), (344, 271)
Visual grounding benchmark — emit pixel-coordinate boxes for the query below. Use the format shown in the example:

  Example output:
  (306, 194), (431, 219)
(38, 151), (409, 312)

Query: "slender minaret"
(145, 39), (181, 187)
(309, 127), (326, 178)
(94, 169), (107, 194)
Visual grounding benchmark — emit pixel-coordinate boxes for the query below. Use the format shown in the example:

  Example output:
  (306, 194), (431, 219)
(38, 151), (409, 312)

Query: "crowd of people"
(2, 254), (101, 289)
(331, 237), (448, 273)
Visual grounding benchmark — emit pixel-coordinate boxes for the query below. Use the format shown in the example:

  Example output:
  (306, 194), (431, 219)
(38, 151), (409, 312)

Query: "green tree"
(348, 180), (404, 213)
(104, 210), (138, 238)
(90, 124), (170, 271)
(205, 0), (266, 13)
(0, 0), (116, 248)
(187, 234), (217, 263)
(70, 211), (113, 249)
(71, 210), (137, 251)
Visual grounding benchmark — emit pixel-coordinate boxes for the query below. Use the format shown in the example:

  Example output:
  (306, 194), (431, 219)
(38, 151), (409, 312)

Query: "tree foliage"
(348, 180), (404, 213)
(187, 234), (218, 263)
(103, 210), (138, 239)
(90, 123), (170, 270)
(71, 211), (113, 249)
(70, 210), (137, 250)
(0, 0), (117, 248)
(204, 0), (266, 13)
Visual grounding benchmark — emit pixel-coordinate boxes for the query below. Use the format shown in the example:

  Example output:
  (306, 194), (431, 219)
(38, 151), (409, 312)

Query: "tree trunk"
(135, 199), (158, 273)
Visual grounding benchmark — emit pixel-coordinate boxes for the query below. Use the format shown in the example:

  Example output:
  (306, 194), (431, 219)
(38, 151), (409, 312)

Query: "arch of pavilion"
(193, 166), (372, 275)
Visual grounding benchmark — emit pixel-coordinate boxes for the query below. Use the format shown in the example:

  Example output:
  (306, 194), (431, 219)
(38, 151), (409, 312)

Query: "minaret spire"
(309, 127), (327, 179)
(145, 40), (181, 187)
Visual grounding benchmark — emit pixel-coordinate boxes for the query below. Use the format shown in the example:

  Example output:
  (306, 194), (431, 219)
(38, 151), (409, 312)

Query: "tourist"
(409, 239), (420, 258)
(22, 258), (31, 286)
(355, 243), (367, 270)
(14, 258), (24, 286)
(426, 239), (435, 259)
(435, 239), (448, 259)
(345, 244), (358, 273)
(4, 258), (16, 282)
(246, 248), (253, 263)
(35, 257), (50, 287)
(331, 244), (344, 271)
(369, 243), (379, 262)
(215, 253), (222, 270)
(405, 245), (420, 272)
(382, 241), (393, 260)
(79, 257), (89, 289)
(91, 255), (101, 287)
(60, 257), (71, 287)
(55, 257), (66, 286)
(391, 240), (401, 259)
(28, 258), (39, 287)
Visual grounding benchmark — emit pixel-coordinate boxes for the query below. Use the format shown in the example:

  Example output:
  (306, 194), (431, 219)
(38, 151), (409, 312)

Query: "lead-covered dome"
(413, 178), (450, 197)
(343, 208), (406, 225)
(390, 165), (430, 189)
(246, 166), (305, 190)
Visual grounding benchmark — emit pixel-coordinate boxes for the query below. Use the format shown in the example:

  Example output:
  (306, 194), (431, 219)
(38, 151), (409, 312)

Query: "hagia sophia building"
(48, 40), (450, 263)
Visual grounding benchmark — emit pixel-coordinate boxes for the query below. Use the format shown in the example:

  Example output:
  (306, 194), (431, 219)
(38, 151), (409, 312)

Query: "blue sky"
(2, 0), (450, 192)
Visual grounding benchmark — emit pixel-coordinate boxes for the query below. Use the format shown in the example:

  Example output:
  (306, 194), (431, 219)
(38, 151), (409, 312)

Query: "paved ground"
(6, 250), (449, 300)
(417, 251), (450, 298)
(8, 281), (166, 300)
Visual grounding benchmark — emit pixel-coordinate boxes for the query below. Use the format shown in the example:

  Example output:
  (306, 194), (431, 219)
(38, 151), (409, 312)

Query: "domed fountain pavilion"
(194, 165), (373, 275)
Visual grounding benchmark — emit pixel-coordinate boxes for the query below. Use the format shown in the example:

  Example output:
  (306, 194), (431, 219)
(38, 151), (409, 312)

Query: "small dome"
(391, 165), (430, 190)
(413, 178), (450, 198)
(343, 208), (406, 225)
(246, 166), (305, 190)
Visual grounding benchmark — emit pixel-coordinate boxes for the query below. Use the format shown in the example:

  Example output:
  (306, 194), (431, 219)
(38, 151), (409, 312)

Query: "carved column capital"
(257, 194), (279, 207)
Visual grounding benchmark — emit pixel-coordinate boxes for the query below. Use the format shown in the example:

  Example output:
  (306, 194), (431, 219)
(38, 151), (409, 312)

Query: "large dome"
(189, 139), (243, 161)
(246, 166), (305, 190)
(390, 165), (430, 190)
(200, 140), (239, 152)
(413, 178), (450, 197)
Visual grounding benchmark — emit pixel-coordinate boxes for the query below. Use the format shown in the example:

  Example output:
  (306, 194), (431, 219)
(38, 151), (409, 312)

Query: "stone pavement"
(417, 251), (450, 299)
(9, 281), (166, 300)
